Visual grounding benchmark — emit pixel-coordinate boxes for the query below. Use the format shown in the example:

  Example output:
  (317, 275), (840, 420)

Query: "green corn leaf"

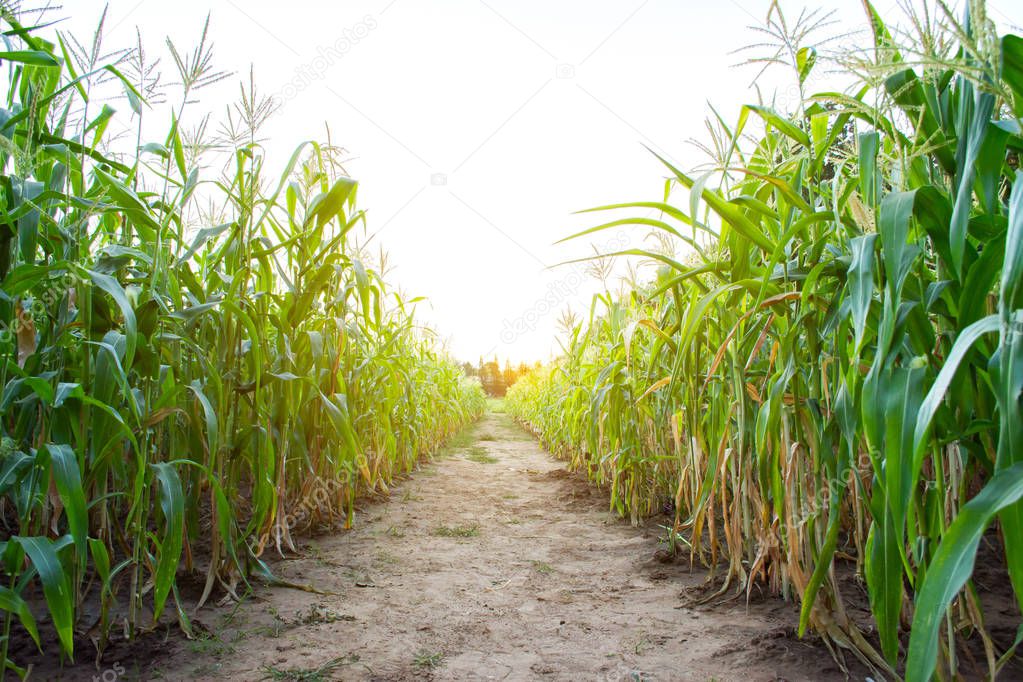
(1002, 35), (1023, 115)
(0, 49), (60, 66)
(0, 262), (69, 297)
(861, 0), (902, 61)
(744, 105), (811, 148)
(45, 444), (88, 561)
(14, 536), (74, 656)
(878, 190), (920, 295)
(865, 513), (903, 664)
(906, 462), (1023, 681)
(187, 381), (220, 460)
(913, 314), (999, 463)
(557, 217), (687, 245)
(177, 222), (233, 264)
(150, 462), (185, 623)
(858, 131), (880, 206)
(574, 200), (693, 225)
(92, 168), (161, 235)
(998, 174), (1023, 614)
(1002, 170), (1023, 313)
(305, 176), (357, 229)
(645, 148), (775, 253)
(0, 450), (32, 496)
(796, 46), (816, 85)
(847, 234), (878, 352)
(84, 269), (138, 370)
(88, 538), (111, 595)
(170, 113), (187, 180)
(53, 382), (84, 408)
(351, 258), (372, 321)
(949, 94), (995, 276)
(0, 585), (40, 649)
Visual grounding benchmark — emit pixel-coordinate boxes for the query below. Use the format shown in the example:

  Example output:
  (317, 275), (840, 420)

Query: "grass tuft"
(531, 560), (554, 575)
(259, 655), (357, 681)
(413, 650), (444, 670)
(465, 446), (498, 464)
(432, 523), (480, 538)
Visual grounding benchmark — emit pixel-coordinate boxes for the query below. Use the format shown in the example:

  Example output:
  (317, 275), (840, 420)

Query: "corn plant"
(508, 2), (1023, 678)
(0, 9), (484, 677)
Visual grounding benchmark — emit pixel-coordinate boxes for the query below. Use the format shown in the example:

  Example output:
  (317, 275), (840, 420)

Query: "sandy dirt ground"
(39, 412), (867, 681)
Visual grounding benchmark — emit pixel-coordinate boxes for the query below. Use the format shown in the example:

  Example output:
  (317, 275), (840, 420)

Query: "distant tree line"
(461, 358), (539, 397)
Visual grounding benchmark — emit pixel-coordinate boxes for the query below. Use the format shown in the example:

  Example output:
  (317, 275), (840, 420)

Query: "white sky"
(69, 0), (1023, 364)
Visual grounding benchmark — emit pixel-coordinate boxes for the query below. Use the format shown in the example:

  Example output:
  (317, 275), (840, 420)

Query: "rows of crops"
(0, 11), (485, 676)
(508, 2), (1023, 679)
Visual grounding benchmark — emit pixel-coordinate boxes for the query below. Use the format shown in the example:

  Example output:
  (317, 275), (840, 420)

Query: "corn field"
(508, 2), (1023, 679)
(0, 9), (484, 678)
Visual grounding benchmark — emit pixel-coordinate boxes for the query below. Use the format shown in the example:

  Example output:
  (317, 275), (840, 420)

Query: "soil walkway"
(149, 411), (854, 681)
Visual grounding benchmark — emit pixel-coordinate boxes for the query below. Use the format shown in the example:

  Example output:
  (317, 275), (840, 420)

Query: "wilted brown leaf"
(15, 300), (36, 368)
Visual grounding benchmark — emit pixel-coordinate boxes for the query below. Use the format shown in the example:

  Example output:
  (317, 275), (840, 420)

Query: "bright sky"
(72, 0), (1023, 364)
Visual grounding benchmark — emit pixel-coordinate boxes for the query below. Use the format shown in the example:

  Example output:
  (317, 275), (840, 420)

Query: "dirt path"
(152, 411), (855, 681)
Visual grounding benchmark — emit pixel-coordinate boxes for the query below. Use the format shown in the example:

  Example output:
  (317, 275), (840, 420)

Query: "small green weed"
(259, 655), (358, 681)
(432, 523), (480, 538)
(466, 446), (498, 464)
(531, 560), (553, 574)
(413, 650), (444, 669)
